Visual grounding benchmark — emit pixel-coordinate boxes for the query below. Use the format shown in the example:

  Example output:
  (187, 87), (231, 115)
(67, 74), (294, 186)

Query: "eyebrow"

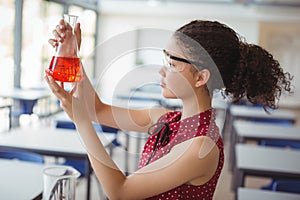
(163, 49), (191, 64)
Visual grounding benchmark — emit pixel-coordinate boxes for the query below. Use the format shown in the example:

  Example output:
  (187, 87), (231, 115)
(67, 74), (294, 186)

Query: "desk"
(229, 105), (297, 123)
(0, 88), (50, 101)
(233, 120), (300, 143)
(223, 105), (297, 142)
(238, 187), (300, 200)
(0, 88), (51, 125)
(233, 144), (300, 193)
(0, 159), (45, 200)
(229, 121), (300, 169)
(0, 126), (116, 200)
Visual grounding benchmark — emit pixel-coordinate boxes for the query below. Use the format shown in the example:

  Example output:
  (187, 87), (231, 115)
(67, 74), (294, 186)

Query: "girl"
(46, 20), (292, 199)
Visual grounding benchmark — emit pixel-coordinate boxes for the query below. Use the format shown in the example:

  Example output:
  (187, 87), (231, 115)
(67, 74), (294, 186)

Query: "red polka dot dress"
(138, 109), (224, 200)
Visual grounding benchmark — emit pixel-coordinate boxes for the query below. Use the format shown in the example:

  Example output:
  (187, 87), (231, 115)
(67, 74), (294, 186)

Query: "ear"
(194, 69), (210, 88)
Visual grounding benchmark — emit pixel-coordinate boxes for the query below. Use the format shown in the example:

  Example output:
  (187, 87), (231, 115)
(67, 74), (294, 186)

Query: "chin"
(161, 88), (177, 99)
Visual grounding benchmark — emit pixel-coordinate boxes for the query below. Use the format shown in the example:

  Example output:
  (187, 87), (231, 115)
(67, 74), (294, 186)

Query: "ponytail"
(225, 42), (293, 110)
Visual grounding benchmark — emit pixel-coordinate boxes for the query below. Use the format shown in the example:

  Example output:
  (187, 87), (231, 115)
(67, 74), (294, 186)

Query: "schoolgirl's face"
(159, 37), (199, 99)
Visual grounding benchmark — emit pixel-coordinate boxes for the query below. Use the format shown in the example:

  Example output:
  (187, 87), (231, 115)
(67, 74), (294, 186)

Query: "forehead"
(165, 36), (186, 58)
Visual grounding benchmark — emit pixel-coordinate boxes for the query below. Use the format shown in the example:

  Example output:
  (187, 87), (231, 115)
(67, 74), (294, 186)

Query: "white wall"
(97, 1), (300, 43)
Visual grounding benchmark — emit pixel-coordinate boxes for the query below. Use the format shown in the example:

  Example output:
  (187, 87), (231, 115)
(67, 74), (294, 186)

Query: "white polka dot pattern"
(138, 109), (224, 200)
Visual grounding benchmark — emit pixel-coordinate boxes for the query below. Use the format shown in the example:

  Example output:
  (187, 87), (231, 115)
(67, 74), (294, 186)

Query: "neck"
(180, 90), (212, 120)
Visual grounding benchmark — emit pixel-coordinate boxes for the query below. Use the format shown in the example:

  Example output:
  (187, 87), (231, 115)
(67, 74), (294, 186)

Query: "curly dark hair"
(175, 20), (293, 110)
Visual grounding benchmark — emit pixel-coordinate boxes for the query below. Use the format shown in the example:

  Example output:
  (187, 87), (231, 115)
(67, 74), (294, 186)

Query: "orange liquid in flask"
(46, 56), (82, 82)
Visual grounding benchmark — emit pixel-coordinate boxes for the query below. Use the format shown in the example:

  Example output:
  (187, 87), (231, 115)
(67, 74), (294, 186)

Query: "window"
(0, 0), (98, 90)
(22, 0), (63, 89)
(0, 0), (15, 92)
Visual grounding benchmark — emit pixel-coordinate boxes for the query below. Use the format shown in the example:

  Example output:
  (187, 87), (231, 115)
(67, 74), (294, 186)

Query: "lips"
(160, 81), (166, 88)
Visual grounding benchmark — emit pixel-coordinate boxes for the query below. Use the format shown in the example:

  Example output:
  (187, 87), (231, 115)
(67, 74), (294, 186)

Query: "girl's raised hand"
(48, 19), (82, 49)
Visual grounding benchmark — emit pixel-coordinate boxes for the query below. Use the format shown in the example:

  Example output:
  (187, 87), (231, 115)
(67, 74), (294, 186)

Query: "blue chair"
(62, 158), (89, 177)
(0, 149), (44, 163)
(11, 99), (38, 127)
(249, 118), (293, 126)
(260, 139), (300, 149)
(11, 99), (37, 116)
(55, 120), (76, 129)
(263, 179), (300, 194)
(272, 180), (300, 194)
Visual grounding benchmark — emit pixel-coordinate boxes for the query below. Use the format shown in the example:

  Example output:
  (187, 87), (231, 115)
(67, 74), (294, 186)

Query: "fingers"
(44, 75), (67, 100)
(75, 23), (82, 49)
(54, 25), (65, 42)
(75, 22), (81, 34)
(48, 39), (58, 48)
(48, 19), (67, 47)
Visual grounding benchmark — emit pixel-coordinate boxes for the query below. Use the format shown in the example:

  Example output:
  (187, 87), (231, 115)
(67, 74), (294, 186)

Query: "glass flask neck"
(64, 14), (78, 32)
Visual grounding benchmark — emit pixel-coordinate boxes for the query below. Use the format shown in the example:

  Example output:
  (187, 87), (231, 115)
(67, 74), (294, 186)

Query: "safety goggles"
(163, 49), (203, 72)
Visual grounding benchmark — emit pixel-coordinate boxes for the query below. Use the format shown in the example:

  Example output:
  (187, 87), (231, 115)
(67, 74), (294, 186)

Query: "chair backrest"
(12, 100), (37, 117)
(0, 149), (44, 163)
(259, 139), (300, 149)
(62, 159), (89, 177)
(273, 180), (300, 194)
(56, 121), (76, 129)
(249, 118), (293, 126)
(101, 125), (118, 133)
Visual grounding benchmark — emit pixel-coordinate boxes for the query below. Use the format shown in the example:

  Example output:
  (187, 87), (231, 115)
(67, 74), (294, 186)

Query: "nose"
(159, 65), (166, 77)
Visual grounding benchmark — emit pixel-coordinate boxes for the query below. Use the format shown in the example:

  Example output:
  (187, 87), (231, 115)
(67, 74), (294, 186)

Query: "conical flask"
(46, 14), (82, 82)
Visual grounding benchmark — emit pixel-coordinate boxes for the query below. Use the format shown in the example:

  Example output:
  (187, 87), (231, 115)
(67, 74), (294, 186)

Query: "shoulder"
(168, 136), (220, 178)
(171, 136), (219, 159)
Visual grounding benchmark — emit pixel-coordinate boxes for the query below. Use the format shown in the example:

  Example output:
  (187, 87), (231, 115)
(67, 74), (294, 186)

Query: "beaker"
(43, 166), (80, 200)
(46, 14), (82, 82)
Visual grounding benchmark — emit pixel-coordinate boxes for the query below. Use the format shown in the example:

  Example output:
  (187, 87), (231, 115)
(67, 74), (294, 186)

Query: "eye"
(169, 62), (176, 68)
(168, 63), (178, 72)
